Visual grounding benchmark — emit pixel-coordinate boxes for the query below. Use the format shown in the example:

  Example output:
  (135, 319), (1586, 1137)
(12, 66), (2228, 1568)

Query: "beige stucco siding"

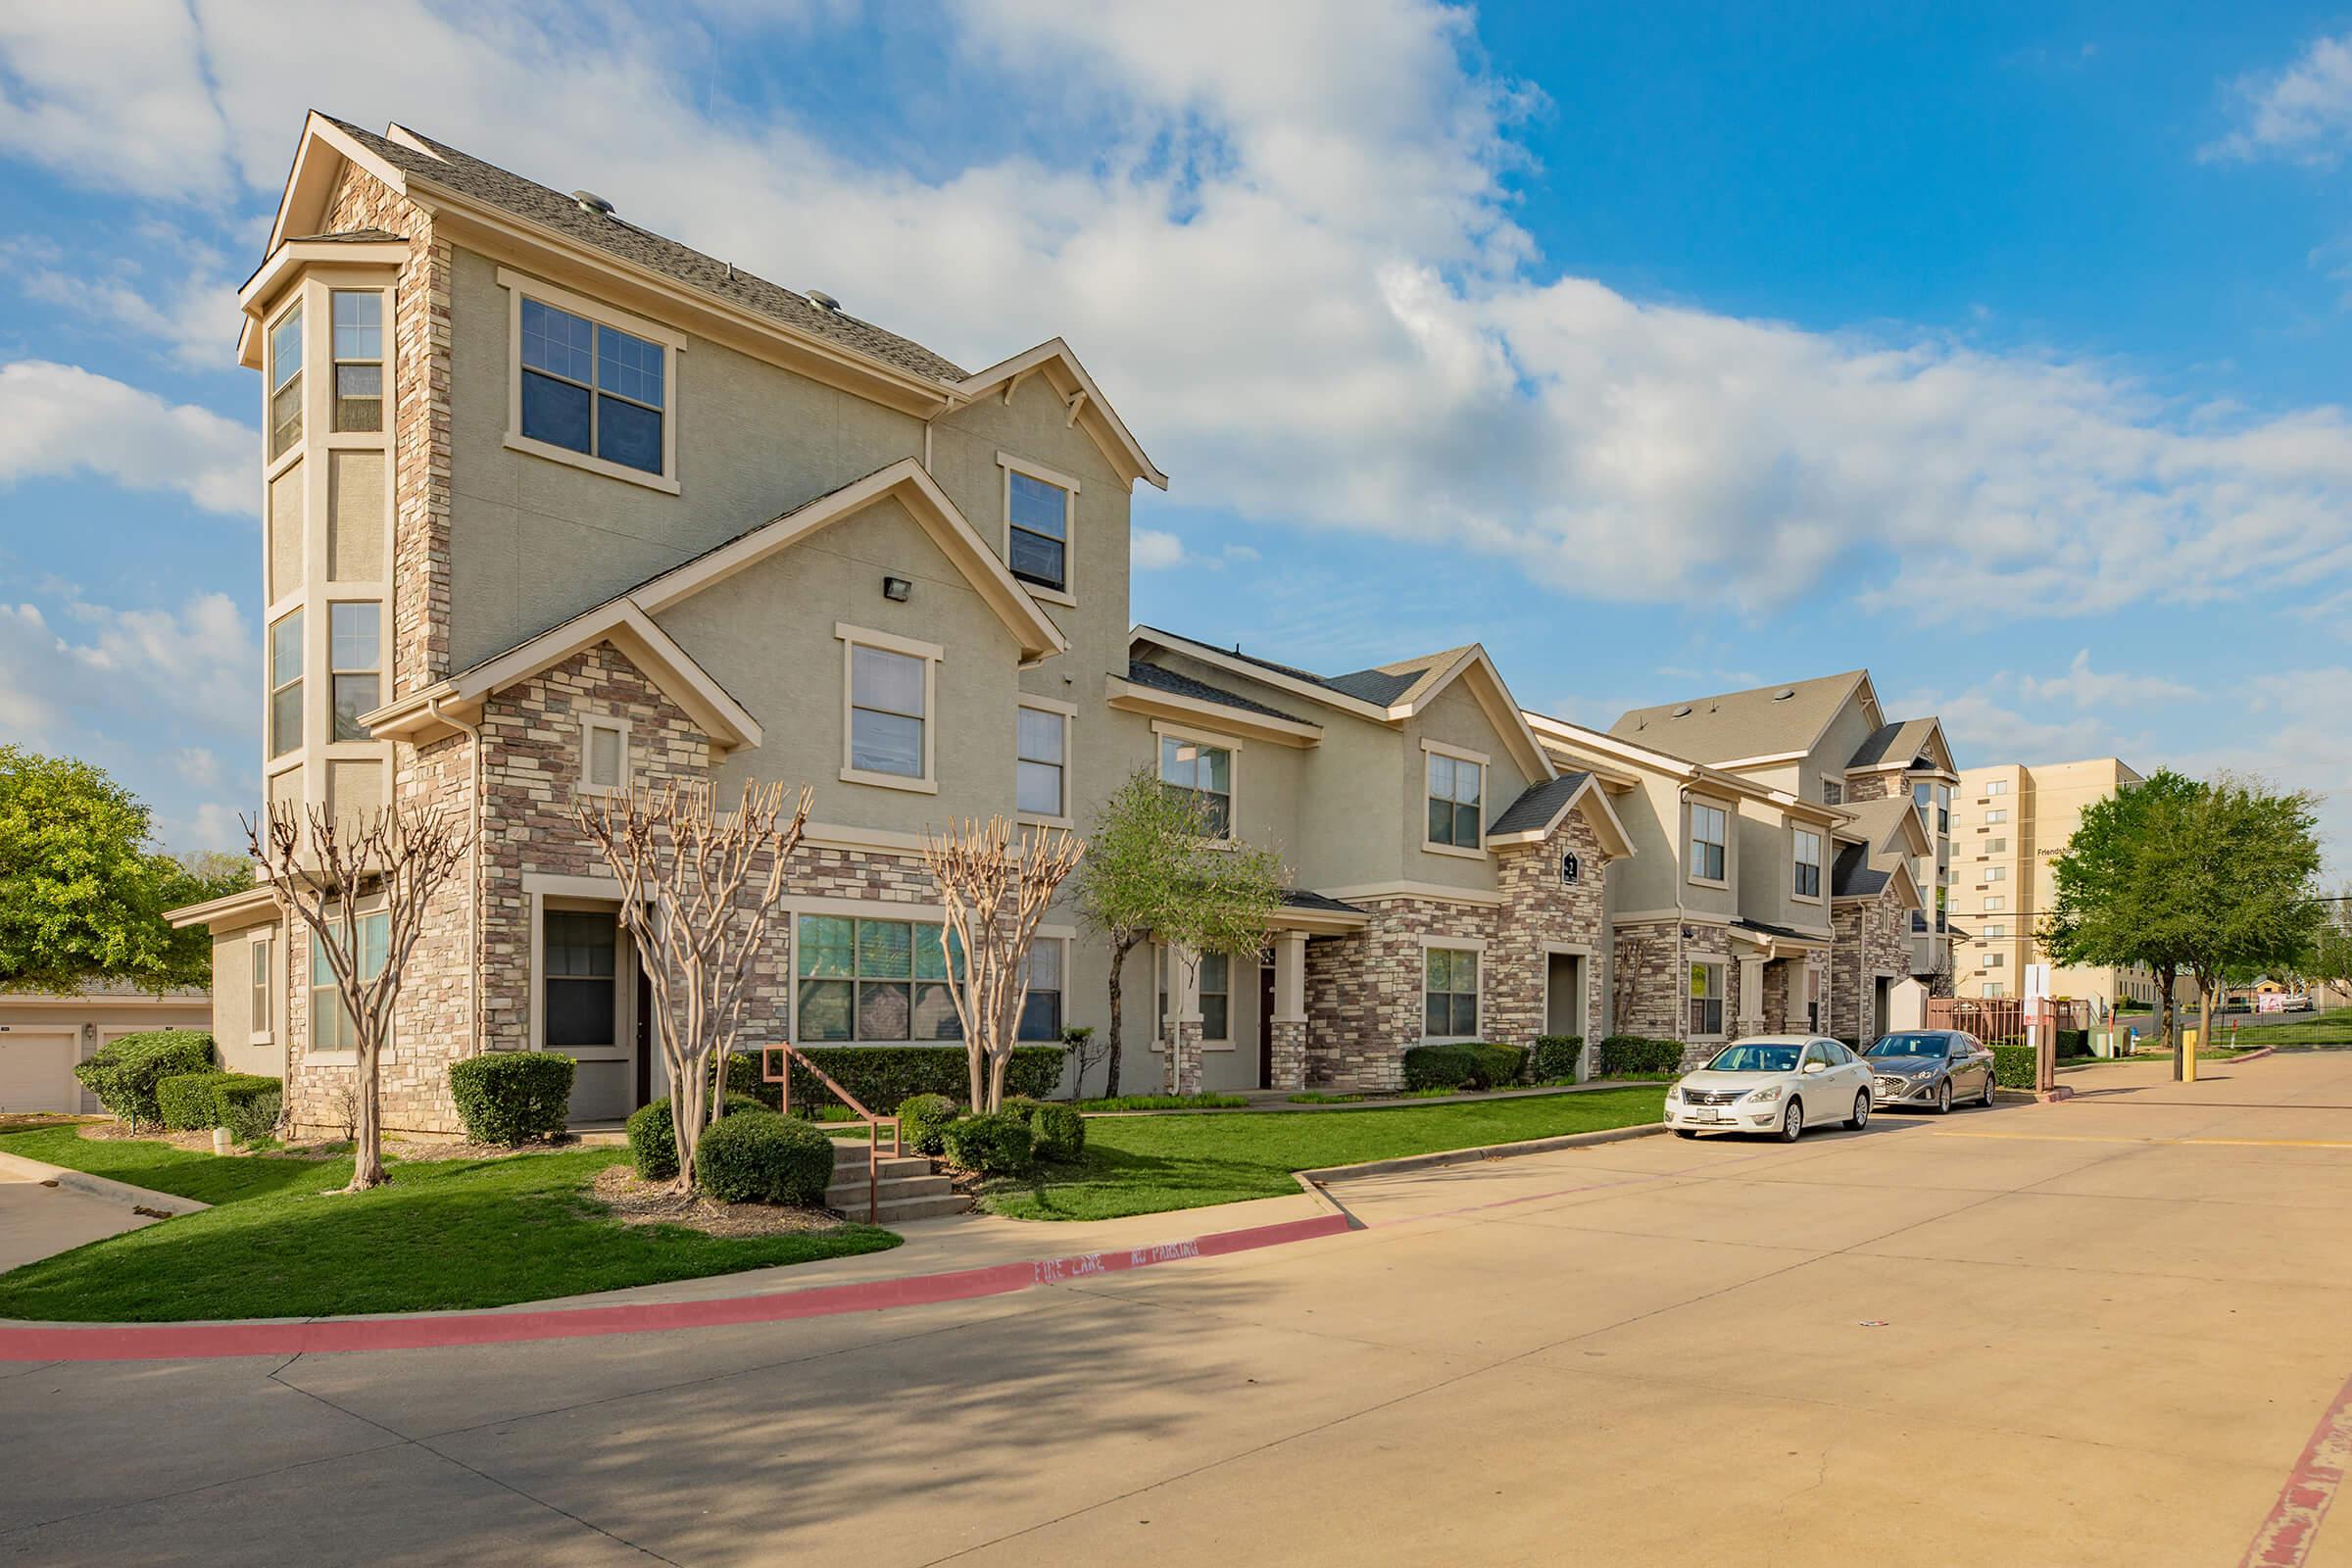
(1396, 678), (1527, 893)
(443, 246), (927, 671)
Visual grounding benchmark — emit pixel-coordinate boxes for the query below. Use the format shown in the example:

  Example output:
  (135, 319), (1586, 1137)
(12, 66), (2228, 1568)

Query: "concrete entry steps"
(826, 1140), (971, 1224)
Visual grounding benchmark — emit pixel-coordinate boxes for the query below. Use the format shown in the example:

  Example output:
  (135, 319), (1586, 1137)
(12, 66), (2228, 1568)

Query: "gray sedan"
(1861, 1030), (1996, 1114)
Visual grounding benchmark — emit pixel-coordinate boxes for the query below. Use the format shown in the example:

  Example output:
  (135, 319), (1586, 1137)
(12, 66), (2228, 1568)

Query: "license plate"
(1694, 1109), (1725, 1122)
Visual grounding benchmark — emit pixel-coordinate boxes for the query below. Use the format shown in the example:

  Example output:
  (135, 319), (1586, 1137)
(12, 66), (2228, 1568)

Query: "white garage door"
(0, 1030), (79, 1113)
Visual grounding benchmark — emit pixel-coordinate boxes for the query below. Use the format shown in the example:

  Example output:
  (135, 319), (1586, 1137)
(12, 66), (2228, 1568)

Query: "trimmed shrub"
(72, 1030), (215, 1128)
(1532, 1034), (1584, 1082)
(1595, 1036), (1685, 1078)
(2056, 1028), (2090, 1059)
(216, 1075), (282, 1145)
(940, 1109), (1036, 1175)
(447, 1052), (576, 1145)
(897, 1093), (960, 1156)
(157, 1071), (232, 1132)
(724, 1046), (1061, 1118)
(1005, 1095), (1086, 1161)
(694, 1108), (835, 1205)
(1991, 1045), (2037, 1089)
(625, 1093), (768, 1182)
(1467, 1043), (1528, 1089)
(1402, 1043), (1475, 1091)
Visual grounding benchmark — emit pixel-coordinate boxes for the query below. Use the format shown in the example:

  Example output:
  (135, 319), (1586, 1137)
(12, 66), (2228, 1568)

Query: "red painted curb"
(2242, 1364), (2352, 1566)
(0, 1211), (1351, 1363)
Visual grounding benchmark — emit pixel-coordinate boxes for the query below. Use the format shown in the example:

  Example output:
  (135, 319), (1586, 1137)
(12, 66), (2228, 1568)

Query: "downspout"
(1676, 783), (1691, 1055)
(427, 695), (484, 1056)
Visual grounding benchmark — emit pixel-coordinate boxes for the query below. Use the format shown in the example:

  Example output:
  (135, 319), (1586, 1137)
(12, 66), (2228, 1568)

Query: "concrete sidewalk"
(0, 1169), (158, 1273)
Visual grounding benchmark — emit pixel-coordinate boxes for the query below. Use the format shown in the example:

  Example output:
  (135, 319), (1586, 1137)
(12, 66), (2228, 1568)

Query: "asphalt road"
(8, 1054), (2352, 1566)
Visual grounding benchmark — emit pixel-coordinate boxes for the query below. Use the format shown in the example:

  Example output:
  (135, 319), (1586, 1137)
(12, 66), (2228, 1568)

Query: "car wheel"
(1978, 1072), (1996, 1107)
(1779, 1100), (1805, 1143)
(1675, 1128), (1698, 1139)
(1935, 1079), (1952, 1115)
(1847, 1091), (1870, 1131)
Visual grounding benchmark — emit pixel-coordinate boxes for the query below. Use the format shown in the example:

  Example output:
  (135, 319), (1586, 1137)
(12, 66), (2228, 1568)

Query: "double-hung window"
(269, 303), (304, 460)
(1424, 947), (1479, 1039)
(1426, 753), (1483, 850)
(1792, 828), (1823, 899)
(269, 610), (304, 759)
(250, 936), (272, 1042)
(1018, 940), (1063, 1041)
(1690, 961), (1725, 1036)
(328, 602), (380, 742)
(1005, 467), (1071, 593)
(331, 291), (383, 432)
(1822, 778), (1843, 806)
(1689, 803), (1727, 882)
(311, 910), (388, 1054)
(1016, 705), (1067, 819)
(1198, 953), (1230, 1042)
(796, 914), (964, 1043)
(838, 627), (938, 788)
(1160, 735), (1233, 838)
(518, 295), (666, 475)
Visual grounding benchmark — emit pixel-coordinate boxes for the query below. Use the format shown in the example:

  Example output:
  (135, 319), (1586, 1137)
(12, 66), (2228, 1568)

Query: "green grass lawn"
(0, 1129), (898, 1323)
(2230, 1009), (2352, 1045)
(983, 1085), (1667, 1222)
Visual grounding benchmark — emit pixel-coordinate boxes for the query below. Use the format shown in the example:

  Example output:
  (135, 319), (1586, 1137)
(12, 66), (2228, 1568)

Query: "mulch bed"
(590, 1164), (852, 1239)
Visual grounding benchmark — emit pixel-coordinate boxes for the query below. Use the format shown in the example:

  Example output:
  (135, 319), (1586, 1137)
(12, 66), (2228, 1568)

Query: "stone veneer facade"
(1830, 885), (1913, 1045)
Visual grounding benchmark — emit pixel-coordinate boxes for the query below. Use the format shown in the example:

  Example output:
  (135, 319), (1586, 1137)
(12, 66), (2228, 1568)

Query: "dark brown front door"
(635, 967), (655, 1107)
(1257, 962), (1277, 1087)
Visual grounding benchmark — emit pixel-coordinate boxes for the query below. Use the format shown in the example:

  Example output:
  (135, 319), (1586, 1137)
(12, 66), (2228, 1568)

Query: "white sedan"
(1664, 1035), (1875, 1143)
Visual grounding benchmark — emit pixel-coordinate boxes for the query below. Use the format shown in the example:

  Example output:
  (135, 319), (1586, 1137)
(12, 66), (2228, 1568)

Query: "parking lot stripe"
(2242, 1366), (2352, 1567)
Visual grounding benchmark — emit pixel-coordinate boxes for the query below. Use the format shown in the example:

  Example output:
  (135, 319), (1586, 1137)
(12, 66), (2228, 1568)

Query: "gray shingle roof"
(1735, 917), (1825, 944)
(326, 118), (970, 386)
(1609, 670), (1869, 763)
(1490, 771), (1593, 836)
(1133, 626), (1444, 710)
(1849, 717), (1939, 770)
(1831, 842), (1890, 900)
(1122, 660), (1308, 724)
(1280, 889), (1368, 916)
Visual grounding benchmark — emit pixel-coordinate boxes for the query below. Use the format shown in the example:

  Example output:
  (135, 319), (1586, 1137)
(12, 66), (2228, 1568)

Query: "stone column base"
(1170, 1021), (1204, 1094)
(1269, 1019), (1306, 1091)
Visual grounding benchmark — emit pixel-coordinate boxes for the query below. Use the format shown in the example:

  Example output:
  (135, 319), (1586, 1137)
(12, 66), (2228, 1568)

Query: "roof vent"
(1774, 688), (1796, 701)
(571, 189), (615, 217)
(1671, 705), (1693, 718)
(808, 290), (841, 313)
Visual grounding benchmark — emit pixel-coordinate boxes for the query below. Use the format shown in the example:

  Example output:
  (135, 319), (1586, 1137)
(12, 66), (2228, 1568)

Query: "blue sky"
(1, 1), (2348, 866)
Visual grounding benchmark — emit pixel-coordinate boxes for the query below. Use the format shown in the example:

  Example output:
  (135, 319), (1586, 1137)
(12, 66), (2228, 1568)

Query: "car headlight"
(1741, 1085), (1784, 1103)
(1663, 1084), (1680, 1102)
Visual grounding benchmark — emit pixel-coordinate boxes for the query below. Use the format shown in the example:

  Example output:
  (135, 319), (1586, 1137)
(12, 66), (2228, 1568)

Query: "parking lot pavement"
(10, 1051), (2352, 1566)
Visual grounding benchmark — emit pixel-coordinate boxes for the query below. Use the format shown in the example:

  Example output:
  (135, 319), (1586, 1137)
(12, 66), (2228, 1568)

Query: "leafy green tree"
(2166, 775), (2324, 1058)
(1072, 767), (1285, 1098)
(2304, 887), (2352, 1002)
(0, 747), (244, 994)
(2042, 769), (2204, 1076)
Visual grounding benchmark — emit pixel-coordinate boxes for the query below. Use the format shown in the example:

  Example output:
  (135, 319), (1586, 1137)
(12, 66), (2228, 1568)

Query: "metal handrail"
(760, 1043), (901, 1224)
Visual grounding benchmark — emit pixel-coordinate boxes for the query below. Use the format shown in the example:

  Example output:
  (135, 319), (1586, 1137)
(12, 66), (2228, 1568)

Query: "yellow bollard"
(2182, 1026), (2199, 1084)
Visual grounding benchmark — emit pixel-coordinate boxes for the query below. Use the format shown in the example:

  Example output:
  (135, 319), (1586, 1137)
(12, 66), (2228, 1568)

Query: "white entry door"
(0, 1030), (79, 1112)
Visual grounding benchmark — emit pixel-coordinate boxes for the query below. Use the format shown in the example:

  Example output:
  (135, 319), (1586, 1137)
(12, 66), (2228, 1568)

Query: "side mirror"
(1801, 1060), (1826, 1075)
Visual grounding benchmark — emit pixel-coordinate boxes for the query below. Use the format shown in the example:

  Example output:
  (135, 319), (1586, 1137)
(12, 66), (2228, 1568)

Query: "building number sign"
(1559, 851), (1581, 885)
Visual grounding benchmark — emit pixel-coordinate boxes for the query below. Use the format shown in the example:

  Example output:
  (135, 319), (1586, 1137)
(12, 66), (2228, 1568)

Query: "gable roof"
(956, 339), (1168, 490)
(1610, 669), (1877, 766)
(1848, 715), (1954, 774)
(1486, 771), (1635, 858)
(1839, 794), (1931, 858)
(1830, 842), (1886, 900)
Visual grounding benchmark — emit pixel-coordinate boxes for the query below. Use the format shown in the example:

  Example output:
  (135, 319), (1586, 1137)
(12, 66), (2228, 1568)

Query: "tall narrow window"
(1016, 706), (1066, 818)
(269, 303), (304, 460)
(543, 910), (617, 1048)
(328, 602), (380, 742)
(1006, 470), (1070, 592)
(1160, 736), (1232, 838)
(311, 910), (388, 1053)
(1018, 940), (1063, 1041)
(519, 297), (665, 473)
(1426, 753), (1483, 850)
(1690, 961), (1725, 1036)
(269, 610), (303, 758)
(1689, 803), (1727, 882)
(1198, 953), (1229, 1042)
(250, 936), (271, 1040)
(849, 644), (927, 778)
(331, 291), (383, 431)
(1792, 828), (1822, 898)
(1424, 948), (1479, 1039)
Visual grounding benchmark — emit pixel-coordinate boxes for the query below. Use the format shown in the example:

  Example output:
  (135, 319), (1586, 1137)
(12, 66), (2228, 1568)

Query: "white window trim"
(1688, 955), (1730, 1043)
(303, 899), (390, 1067)
(1420, 738), (1489, 860)
(497, 267), (685, 495)
(1820, 773), (1844, 806)
(1790, 826), (1824, 905)
(837, 622), (942, 794)
(1152, 719), (1241, 844)
(997, 451), (1080, 607)
(1687, 797), (1732, 889)
(248, 932), (273, 1047)
(580, 714), (631, 796)
(1418, 933), (1486, 1046)
(1016, 697), (1075, 827)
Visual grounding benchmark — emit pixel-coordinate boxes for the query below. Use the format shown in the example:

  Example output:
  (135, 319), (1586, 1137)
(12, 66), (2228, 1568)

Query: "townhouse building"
(173, 114), (1954, 1133)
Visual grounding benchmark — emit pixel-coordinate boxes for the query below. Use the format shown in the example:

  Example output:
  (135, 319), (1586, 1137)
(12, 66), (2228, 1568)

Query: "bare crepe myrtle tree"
(578, 779), (811, 1192)
(922, 816), (1085, 1112)
(248, 803), (467, 1192)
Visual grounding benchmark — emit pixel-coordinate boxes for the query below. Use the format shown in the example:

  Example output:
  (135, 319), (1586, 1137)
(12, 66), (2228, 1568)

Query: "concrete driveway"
(7, 1052), (2352, 1566)
(0, 1168), (157, 1273)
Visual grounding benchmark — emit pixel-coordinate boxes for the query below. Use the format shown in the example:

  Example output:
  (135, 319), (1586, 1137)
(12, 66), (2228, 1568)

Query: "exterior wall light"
(882, 575), (912, 602)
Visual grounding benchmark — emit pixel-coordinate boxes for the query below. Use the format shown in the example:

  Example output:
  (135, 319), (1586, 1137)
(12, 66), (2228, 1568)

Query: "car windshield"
(1705, 1044), (1801, 1073)
(1867, 1034), (1948, 1058)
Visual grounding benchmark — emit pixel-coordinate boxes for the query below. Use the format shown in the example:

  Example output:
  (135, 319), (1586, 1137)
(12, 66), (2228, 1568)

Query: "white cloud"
(18, 243), (241, 368)
(2206, 33), (2352, 165)
(1131, 528), (1187, 569)
(0, 361), (251, 513)
(4, 3), (2352, 617)
(2019, 649), (2198, 709)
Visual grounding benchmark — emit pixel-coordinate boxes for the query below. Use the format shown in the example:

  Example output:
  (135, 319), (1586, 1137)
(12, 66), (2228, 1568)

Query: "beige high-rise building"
(1949, 758), (2167, 1012)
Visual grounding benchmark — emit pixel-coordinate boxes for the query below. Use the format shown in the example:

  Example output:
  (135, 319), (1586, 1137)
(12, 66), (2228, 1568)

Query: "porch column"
(1737, 955), (1767, 1040)
(1164, 942), (1204, 1094)
(1269, 931), (1309, 1092)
